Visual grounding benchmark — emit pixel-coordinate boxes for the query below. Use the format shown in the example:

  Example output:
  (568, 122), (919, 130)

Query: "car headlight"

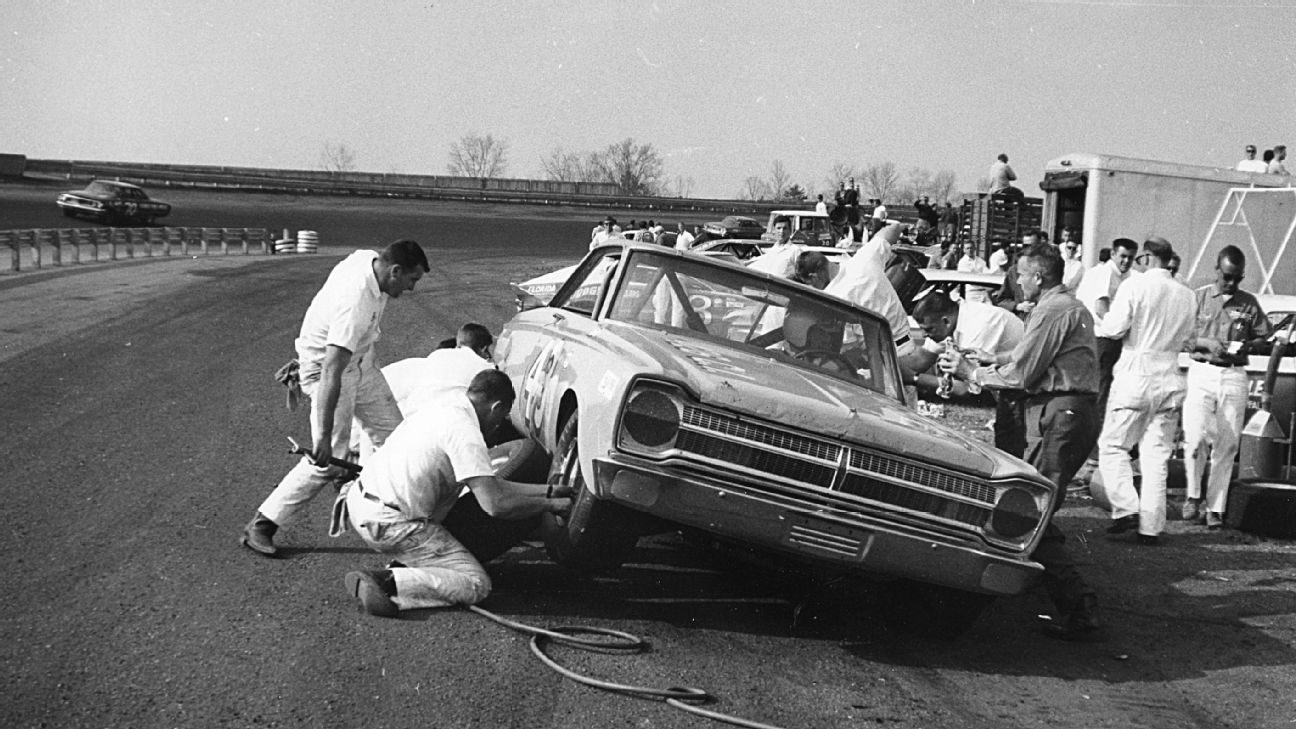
(983, 480), (1049, 549)
(618, 384), (682, 453)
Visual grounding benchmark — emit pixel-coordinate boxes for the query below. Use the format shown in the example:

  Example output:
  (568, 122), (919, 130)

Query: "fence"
(1, 227), (271, 273)
(957, 195), (1043, 253)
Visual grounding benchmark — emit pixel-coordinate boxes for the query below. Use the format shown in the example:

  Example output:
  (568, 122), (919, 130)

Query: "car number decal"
(521, 339), (564, 437)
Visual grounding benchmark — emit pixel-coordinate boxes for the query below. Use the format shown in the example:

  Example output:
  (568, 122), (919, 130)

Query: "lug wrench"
(286, 437), (362, 474)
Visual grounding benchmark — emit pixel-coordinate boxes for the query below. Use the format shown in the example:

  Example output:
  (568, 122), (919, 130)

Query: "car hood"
(600, 323), (1013, 480)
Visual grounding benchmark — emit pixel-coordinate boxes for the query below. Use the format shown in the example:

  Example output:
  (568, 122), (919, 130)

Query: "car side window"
(552, 252), (620, 317)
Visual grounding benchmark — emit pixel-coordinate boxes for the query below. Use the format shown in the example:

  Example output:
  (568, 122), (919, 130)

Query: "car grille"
(677, 405), (994, 531)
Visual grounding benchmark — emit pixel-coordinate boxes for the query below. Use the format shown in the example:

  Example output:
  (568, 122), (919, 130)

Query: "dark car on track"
(56, 180), (172, 225)
(702, 215), (766, 240)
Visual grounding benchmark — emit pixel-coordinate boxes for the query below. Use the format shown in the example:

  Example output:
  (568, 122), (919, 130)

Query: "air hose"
(466, 604), (788, 729)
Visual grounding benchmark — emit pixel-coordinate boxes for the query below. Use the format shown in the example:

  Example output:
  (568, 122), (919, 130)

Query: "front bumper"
(592, 454), (1043, 596)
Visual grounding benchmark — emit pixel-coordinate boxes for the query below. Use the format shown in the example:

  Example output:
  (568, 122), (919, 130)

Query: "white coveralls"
(1095, 268), (1197, 537)
(258, 250), (403, 527)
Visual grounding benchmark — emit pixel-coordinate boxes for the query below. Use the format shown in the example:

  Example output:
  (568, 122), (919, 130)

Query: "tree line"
(319, 135), (958, 203)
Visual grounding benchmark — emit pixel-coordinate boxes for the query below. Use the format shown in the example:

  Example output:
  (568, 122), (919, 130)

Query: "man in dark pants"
(941, 242), (1101, 640)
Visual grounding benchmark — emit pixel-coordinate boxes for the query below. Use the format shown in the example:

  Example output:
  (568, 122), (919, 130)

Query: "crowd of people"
(1236, 143), (1289, 175)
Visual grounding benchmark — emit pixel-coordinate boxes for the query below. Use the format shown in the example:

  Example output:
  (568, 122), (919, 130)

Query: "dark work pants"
(994, 390), (1027, 458)
(1025, 393), (1099, 618)
(441, 492), (541, 565)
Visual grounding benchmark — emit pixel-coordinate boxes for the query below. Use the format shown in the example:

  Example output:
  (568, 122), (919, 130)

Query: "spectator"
(1268, 145), (1289, 175)
(939, 201), (959, 245)
(843, 178), (861, 230)
(770, 215), (793, 247)
(1181, 246), (1271, 528)
(1263, 149), (1275, 168)
(1236, 144), (1267, 173)
(872, 198), (889, 222)
(674, 221), (695, 250)
(957, 243), (993, 304)
(1059, 228), (1084, 291)
(590, 216), (621, 249)
(1096, 237), (1197, 545)
(815, 194), (828, 215)
(988, 153), (1017, 194)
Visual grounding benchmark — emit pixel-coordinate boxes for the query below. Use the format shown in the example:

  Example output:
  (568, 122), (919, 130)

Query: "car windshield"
(602, 250), (903, 399)
(86, 182), (118, 196)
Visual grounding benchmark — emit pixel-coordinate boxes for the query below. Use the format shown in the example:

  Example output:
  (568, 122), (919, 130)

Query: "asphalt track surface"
(3, 181), (1296, 728)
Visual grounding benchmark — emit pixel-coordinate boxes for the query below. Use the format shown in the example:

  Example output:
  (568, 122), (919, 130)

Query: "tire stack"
(273, 235), (296, 254)
(296, 230), (319, 254)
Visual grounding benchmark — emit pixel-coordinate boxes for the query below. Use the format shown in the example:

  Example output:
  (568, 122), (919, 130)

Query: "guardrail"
(1, 227), (272, 273)
(22, 158), (806, 218)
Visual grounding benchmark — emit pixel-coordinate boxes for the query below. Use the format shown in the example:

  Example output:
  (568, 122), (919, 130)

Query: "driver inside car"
(780, 304), (865, 377)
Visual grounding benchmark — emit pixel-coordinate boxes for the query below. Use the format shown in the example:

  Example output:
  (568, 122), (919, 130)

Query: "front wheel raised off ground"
(542, 414), (641, 571)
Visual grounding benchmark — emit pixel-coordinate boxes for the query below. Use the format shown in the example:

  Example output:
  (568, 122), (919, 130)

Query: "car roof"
(771, 209), (830, 218)
(87, 180), (143, 191)
(591, 241), (892, 328)
(1258, 294), (1296, 313)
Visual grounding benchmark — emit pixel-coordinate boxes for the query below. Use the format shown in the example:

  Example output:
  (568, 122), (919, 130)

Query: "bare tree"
(672, 175), (696, 198)
(929, 170), (958, 202)
(768, 160), (793, 201)
(447, 133), (509, 178)
(540, 146), (599, 182)
(861, 162), (900, 202)
(740, 176), (773, 201)
(319, 141), (357, 173)
(824, 161), (857, 194)
(594, 138), (665, 195)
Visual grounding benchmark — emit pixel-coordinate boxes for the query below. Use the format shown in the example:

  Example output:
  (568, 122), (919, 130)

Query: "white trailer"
(1040, 153), (1293, 294)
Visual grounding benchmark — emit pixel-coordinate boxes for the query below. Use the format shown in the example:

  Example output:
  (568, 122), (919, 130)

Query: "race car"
(56, 180), (172, 225)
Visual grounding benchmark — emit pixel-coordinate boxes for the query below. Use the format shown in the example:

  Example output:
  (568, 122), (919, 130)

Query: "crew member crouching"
(339, 370), (572, 616)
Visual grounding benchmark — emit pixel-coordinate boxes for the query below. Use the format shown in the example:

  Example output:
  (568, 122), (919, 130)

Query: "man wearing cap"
(1236, 145), (1268, 173)
(1182, 246), (1271, 528)
(241, 239), (429, 556)
(938, 242), (1102, 640)
(1095, 237), (1197, 544)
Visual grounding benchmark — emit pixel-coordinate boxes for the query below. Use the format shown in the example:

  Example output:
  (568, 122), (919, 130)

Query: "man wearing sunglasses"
(1095, 237), (1197, 545)
(1182, 247), (1271, 528)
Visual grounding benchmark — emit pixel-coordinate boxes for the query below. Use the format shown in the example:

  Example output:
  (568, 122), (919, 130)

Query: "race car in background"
(56, 180), (172, 225)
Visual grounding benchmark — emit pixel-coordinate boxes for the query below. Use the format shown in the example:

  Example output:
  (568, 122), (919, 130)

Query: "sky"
(4, 0), (1295, 199)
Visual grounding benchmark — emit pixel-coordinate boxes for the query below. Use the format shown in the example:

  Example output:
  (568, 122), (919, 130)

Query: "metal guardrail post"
(2, 231), (15, 271)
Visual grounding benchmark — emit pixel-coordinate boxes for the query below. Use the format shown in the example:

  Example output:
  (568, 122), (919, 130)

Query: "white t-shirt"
(921, 300), (1024, 357)
(294, 250), (386, 380)
(675, 230), (695, 250)
(815, 201), (828, 215)
(359, 393), (494, 524)
(382, 348), (494, 415)
(956, 254), (991, 303)
(872, 204), (888, 221)
(1075, 260), (1131, 323)
(1236, 159), (1268, 173)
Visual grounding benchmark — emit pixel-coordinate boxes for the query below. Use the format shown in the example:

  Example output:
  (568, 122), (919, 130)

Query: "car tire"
(542, 413), (640, 571)
(1225, 479), (1296, 538)
(489, 438), (551, 484)
(877, 579), (994, 640)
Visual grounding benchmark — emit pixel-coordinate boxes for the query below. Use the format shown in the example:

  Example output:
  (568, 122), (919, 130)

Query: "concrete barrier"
(0, 226), (272, 272)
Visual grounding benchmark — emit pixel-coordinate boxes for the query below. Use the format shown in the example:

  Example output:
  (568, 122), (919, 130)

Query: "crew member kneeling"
(339, 369), (572, 616)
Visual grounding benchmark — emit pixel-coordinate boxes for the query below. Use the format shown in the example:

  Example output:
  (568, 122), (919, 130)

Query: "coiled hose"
(466, 604), (788, 729)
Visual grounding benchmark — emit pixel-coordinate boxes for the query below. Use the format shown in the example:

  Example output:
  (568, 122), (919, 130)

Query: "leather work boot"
(240, 513), (279, 557)
(345, 570), (399, 617)
(1043, 595), (1103, 642)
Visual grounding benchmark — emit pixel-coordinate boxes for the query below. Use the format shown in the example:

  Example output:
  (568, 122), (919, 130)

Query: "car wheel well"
(555, 391), (578, 445)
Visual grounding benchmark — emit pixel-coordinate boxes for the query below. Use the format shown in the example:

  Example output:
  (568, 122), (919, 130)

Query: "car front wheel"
(542, 413), (640, 571)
